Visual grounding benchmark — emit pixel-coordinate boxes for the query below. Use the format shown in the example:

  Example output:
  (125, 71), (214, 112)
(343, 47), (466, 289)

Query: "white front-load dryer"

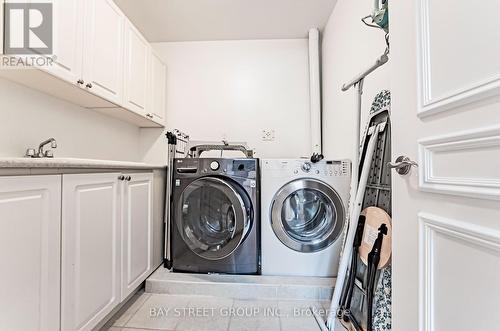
(260, 159), (351, 277)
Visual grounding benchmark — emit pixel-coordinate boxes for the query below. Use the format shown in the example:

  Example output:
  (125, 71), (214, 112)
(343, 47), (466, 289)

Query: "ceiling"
(114, 0), (337, 42)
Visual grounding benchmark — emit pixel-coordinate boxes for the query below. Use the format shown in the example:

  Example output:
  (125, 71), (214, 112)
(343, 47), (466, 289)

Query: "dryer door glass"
(178, 177), (252, 260)
(271, 179), (345, 252)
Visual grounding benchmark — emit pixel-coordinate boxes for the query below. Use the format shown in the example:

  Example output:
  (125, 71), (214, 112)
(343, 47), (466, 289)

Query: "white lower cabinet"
(61, 173), (121, 331)
(121, 173), (154, 300)
(0, 175), (61, 331)
(0, 172), (154, 331)
(61, 172), (154, 331)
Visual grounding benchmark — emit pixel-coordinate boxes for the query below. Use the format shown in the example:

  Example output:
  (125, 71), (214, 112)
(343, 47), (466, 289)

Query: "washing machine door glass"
(178, 177), (252, 260)
(271, 179), (345, 252)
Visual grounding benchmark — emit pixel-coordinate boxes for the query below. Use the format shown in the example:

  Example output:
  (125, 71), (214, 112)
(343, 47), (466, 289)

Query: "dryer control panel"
(261, 159), (351, 178)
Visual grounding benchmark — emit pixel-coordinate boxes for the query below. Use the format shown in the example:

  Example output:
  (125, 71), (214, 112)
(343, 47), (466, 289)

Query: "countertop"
(0, 157), (166, 170)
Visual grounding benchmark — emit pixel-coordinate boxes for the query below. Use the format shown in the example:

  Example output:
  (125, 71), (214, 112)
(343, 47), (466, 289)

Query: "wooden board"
(359, 207), (392, 269)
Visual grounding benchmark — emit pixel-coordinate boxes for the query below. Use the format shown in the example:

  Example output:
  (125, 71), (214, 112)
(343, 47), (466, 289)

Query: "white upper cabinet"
(150, 50), (167, 124)
(0, 0), (166, 127)
(46, 0), (84, 84)
(121, 173), (153, 300)
(82, 0), (125, 105)
(0, 175), (61, 331)
(123, 21), (151, 116)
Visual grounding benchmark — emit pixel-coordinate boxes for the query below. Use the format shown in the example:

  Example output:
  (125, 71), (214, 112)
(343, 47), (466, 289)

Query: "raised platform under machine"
(146, 267), (335, 301)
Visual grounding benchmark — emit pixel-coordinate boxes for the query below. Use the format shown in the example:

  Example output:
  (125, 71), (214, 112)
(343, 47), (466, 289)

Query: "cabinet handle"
(77, 79), (84, 85)
(86, 83), (93, 88)
(118, 175), (125, 181)
(146, 113), (153, 119)
(126, 176), (131, 181)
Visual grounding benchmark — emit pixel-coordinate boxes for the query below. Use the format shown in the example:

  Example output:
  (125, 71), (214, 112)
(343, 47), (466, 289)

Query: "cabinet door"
(0, 175), (61, 331)
(62, 173), (121, 331)
(150, 51), (167, 123)
(45, 0), (84, 85)
(82, 0), (124, 104)
(123, 21), (150, 115)
(121, 173), (153, 300)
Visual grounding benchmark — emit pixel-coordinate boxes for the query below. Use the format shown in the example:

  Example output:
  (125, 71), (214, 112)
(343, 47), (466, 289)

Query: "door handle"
(388, 156), (418, 175)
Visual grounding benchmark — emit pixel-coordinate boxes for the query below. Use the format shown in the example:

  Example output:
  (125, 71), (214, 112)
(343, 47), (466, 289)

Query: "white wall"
(321, 0), (390, 161)
(142, 39), (312, 164)
(0, 78), (141, 161)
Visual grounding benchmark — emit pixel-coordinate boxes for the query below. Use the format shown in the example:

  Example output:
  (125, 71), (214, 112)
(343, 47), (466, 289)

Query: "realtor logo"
(4, 3), (53, 55)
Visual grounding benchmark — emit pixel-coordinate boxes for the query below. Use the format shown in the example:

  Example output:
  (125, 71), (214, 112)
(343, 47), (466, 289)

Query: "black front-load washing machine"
(171, 158), (260, 274)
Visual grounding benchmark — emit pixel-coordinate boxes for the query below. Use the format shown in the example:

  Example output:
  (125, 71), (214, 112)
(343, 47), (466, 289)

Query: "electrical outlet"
(262, 129), (275, 141)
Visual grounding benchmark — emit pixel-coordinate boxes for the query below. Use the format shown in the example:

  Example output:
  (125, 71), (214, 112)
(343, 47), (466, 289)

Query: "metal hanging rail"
(341, 50), (389, 92)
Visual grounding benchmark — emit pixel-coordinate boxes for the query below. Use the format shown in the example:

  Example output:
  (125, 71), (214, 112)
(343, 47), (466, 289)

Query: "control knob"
(210, 161), (220, 171)
(302, 162), (312, 172)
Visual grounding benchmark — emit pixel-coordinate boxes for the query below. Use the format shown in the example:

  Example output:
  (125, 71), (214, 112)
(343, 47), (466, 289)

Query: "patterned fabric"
(369, 90), (392, 331)
(369, 90), (391, 115)
(373, 264), (392, 330)
(372, 90), (392, 331)
(359, 90), (391, 157)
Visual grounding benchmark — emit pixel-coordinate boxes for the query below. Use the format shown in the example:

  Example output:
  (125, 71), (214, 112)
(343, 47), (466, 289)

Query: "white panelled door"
(0, 175), (61, 331)
(392, 1), (500, 330)
(121, 173), (153, 300)
(150, 50), (167, 123)
(46, 0), (84, 84)
(123, 22), (151, 116)
(62, 173), (121, 331)
(83, 0), (125, 104)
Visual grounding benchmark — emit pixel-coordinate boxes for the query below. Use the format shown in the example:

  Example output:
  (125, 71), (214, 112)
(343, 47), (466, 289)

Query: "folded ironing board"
(340, 90), (392, 331)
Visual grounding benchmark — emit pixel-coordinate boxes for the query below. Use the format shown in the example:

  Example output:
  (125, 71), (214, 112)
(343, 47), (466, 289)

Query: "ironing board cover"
(368, 90), (392, 331)
(373, 267), (392, 330)
(348, 90), (392, 331)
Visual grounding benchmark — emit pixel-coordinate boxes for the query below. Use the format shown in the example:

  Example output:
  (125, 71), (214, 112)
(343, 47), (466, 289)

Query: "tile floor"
(102, 290), (333, 331)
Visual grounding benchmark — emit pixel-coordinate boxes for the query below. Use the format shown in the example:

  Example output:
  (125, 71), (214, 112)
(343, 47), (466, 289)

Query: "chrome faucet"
(25, 138), (58, 158)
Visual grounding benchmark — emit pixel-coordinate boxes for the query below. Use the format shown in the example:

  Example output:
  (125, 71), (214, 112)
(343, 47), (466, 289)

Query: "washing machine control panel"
(175, 158), (258, 179)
